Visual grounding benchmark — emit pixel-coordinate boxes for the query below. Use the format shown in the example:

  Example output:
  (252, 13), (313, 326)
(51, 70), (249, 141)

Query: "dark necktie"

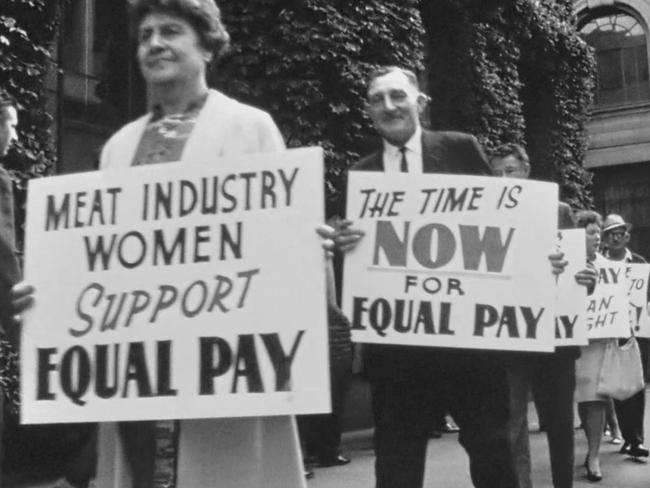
(399, 146), (408, 172)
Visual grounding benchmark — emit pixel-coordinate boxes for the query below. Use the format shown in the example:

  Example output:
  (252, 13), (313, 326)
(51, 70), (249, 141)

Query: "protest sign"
(343, 173), (558, 352)
(586, 256), (630, 338)
(625, 263), (650, 338)
(21, 147), (330, 423)
(555, 229), (588, 346)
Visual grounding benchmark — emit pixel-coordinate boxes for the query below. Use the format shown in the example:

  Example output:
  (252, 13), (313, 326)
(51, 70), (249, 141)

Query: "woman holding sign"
(574, 210), (613, 482)
(13, 1), (310, 487)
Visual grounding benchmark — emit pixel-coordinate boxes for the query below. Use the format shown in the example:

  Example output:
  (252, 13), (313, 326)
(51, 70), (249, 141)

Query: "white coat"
(96, 89), (306, 488)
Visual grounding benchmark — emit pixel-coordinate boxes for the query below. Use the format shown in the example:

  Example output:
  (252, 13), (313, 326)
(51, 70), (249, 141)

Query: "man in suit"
(0, 88), (22, 485)
(329, 66), (522, 488)
(490, 143), (596, 488)
(601, 214), (649, 459)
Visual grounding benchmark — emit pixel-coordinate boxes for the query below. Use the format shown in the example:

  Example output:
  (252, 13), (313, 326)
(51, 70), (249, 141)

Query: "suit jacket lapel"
(368, 151), (383, 171)
(355, 150), (384, 172)
(421, 131), (444, 174)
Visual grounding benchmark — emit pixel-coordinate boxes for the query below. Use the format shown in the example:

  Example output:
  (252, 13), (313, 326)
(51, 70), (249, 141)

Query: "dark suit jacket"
(352, 130), (494, 381)
(352, 130), (491, 176)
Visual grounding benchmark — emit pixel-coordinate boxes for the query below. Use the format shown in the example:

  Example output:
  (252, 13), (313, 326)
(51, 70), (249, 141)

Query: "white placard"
(555, 229), (588, 346)
(586, 255), (630, 339)
(625, 263), (650, 338)
(21, 147), (330, 423)
(343, 173), (558, 352)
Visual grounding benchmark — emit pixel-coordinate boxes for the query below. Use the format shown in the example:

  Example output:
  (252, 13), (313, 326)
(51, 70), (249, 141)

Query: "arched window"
(580, 10), (650, 107)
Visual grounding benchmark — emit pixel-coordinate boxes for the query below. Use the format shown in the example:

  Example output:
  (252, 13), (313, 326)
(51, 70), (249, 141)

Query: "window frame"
(578, 5), (650, 113)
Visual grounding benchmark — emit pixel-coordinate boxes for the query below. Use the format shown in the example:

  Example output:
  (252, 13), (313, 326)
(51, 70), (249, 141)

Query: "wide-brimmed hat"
(602, 214), (631, 233)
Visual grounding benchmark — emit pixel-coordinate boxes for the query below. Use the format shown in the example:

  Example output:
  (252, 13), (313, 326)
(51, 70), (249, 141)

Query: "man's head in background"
(489, 143), (530, 179)
(602, 214), (631, 254)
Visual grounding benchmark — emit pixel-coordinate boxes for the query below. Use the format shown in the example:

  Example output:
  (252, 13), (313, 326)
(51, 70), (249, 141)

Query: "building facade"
(575, 0), (650, 256)
(55, 1), (650, 256)
(53, 0), (143, 174)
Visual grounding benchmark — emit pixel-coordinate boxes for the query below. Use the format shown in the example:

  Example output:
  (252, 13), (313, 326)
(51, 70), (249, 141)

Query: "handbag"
(596, 336), (645, 401)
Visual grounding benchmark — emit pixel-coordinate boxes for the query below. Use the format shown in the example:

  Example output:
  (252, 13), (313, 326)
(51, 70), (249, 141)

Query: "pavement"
(308, 387), (650, 488)
(9, 387), (650, 488)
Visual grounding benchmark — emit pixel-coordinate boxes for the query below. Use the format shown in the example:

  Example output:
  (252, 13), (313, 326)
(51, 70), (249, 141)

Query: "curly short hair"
(129, 0), (230, 61)
(575, 210), (603, 230)
(489, 143), (529, 166)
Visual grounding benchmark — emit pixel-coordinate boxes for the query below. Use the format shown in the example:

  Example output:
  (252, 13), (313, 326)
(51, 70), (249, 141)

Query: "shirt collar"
(603, 247), (633, 262)
(383, 125), (422, 156)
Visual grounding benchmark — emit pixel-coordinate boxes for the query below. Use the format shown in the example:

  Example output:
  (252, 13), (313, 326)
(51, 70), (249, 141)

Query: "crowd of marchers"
(0, 1), (648, 488)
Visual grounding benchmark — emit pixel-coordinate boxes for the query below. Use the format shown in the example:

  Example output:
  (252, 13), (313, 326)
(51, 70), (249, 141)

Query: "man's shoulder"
(351, 149), (382, 172)
(422, 130), (489, 175)
(422, 129), (477, 145)
(628, 249), (647, 263)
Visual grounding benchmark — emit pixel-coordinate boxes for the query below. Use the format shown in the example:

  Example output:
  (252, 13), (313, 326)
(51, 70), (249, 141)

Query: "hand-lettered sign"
(22, 148), (330, 423)
(343, 173), (558, 352)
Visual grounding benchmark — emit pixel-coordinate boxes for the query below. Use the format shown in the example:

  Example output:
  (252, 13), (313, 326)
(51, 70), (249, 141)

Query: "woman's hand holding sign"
(574, 266), (597, 294)
(11, 281), (35, 323)
(548, 251), (568, 276)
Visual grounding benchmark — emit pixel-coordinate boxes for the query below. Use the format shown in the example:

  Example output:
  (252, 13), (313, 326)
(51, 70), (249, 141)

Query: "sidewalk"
(309, 387), (650, 488)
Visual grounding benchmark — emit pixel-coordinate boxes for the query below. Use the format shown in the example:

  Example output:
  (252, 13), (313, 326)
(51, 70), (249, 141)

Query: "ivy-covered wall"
(2, 0), (595, 236)
(422, 0), (595, 209)
(214, 0), (424, 218)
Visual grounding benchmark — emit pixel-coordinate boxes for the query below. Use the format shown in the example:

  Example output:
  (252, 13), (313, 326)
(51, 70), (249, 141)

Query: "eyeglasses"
(605, 230), (627, 238)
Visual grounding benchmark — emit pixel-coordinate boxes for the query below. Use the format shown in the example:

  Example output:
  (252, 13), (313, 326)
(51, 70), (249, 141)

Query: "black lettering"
(231, 335), (263, 393)
(156, 341), (177, 396)
(474, 303), (499, 336)
(84, 234), (117, 271)
(60, 346), (91, 406)
(121, 342), (153, 398)
(37, 348), (57, 400)
(199, 337), (232, 395)
(45, 193), (71, 230)
(95, 344), (119, 399)
(261, 330), (305, 391)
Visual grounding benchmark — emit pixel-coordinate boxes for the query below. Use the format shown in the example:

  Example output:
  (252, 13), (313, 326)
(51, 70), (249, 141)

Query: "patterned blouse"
(131, 94), (207, 166)
(130, 93), (208, 488)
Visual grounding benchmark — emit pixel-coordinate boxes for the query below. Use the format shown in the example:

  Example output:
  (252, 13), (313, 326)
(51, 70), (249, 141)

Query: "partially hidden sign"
(555, 229), (588, 347)
(586, 255), (630, 339)
(343, 172), (558, 352)
(21, 147), (330, 423)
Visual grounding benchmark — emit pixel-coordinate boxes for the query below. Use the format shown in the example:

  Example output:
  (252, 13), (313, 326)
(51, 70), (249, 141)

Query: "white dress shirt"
(382, 126), (423, 173)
